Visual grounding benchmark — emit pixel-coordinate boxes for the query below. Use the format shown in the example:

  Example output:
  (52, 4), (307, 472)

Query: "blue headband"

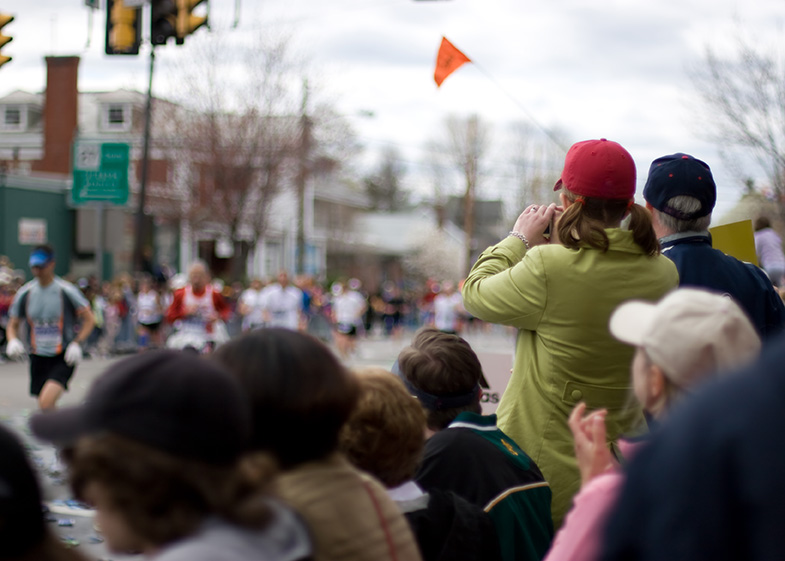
(391, 359), (481, 411)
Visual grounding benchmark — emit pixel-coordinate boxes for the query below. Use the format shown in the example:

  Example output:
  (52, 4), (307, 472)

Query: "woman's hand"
(513, 203), (560, 247)
(568, 402), (615, 487)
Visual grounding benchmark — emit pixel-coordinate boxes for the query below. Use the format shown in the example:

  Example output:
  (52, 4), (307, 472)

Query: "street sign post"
(72, 141), (130, 282)
(72, 141), (130, 205)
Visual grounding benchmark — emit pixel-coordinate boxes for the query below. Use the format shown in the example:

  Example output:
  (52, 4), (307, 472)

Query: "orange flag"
(434, 37), (471, 87)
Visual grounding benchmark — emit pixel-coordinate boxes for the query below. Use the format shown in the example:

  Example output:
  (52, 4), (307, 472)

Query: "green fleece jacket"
(462, 230), (678, 528)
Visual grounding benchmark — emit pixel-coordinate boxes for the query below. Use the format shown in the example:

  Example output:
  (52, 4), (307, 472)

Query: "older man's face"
(189, 266), (208, 289)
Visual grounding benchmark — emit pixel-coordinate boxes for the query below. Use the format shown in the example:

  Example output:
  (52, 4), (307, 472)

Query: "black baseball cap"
(643, 153), (716, 220)
(30, 350), (251, 465)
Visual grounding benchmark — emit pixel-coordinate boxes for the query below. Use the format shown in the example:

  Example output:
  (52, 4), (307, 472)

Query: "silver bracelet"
(508, 231), (530, 249)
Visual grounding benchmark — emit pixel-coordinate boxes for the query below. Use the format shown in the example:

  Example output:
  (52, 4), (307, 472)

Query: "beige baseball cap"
(609, 288), (761, 389)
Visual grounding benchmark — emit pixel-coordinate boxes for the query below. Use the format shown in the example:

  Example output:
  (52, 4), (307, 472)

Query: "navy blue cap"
(643, 153), (716, 220)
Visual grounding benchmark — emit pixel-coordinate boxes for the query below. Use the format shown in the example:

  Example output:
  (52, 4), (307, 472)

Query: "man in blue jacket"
(643, 153), (785, 338)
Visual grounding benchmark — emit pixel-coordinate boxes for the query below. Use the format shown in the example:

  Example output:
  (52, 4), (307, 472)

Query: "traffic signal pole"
(133, 47), (155, 272)
(0, 13), (14, 68)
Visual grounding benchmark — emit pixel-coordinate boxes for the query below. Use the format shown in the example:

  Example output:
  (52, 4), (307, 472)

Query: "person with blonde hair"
(462, 139), (679, 527)
(339, 367), (502, 561)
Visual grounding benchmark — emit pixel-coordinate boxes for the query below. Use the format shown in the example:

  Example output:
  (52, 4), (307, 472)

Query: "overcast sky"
(2, 0), (784, 219)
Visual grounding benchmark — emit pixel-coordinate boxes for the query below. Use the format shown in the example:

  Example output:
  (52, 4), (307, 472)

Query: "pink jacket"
(543, 439), (643, 561)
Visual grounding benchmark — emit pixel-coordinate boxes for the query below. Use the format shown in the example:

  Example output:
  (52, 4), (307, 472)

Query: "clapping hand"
(568, 402), (616, 487)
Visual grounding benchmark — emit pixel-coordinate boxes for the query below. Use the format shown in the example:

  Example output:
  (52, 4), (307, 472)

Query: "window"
(108, 106), (124, 124)
(102, 103), (131, 131)
(5, 107), (20, 126)
(1, 105), (26, 131)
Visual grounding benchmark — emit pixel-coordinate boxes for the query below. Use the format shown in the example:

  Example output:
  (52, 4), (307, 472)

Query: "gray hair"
(654, 195), (712, 233)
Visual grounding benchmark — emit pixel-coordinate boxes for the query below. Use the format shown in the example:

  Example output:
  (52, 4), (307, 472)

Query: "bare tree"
(292, 88), (361, 274)
(364, 147), (409, 211)
(423, 139), (450, 229)
(165, 29), (301, 280)
(445, 114), (491, 276)
(507, 122), (566, 215)
(692, 35), (785, 222)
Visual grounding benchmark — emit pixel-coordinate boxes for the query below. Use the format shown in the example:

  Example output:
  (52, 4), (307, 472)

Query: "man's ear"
(647, 363), (667, 405)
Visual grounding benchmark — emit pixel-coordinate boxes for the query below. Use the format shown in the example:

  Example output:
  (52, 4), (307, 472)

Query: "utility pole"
(464, 173), (475, 277)
(463, 115), (481, 277)
(133, 47), (155, 272)
(295, 80), (311, 275)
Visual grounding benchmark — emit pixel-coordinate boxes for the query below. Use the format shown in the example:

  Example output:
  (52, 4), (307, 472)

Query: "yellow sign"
(710, 220), (758, 266)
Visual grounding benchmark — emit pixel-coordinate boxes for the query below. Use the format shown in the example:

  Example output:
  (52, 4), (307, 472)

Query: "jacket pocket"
(560, 380), (632, 411)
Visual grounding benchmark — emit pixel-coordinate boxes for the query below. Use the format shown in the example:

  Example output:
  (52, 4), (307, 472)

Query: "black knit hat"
(30, 350), (251, 465)
(0, 423), (46, 559)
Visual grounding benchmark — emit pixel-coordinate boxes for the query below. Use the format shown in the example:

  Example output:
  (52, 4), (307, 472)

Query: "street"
(0, 327), (516, 560)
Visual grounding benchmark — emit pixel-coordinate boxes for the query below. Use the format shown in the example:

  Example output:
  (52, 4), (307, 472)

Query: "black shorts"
(335, 323), (358, 336)
(30, 353), (75, 396)
(139, 321), (162, 333)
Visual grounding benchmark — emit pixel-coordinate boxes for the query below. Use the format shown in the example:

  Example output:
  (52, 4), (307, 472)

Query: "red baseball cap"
(553, 138), (636, 200)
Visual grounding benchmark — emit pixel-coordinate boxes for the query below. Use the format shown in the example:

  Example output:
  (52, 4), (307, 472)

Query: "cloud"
(1, 0), (783, 210)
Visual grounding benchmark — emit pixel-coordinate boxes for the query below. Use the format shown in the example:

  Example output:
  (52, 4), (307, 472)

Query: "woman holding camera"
(461, 139), (678, 528)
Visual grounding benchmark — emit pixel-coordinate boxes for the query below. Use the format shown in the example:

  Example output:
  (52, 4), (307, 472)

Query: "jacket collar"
(659, 230), (711, 249)
(576, 228), (651, 255)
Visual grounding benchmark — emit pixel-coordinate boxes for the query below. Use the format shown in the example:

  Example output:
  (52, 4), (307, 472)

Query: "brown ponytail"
(556, 198), (611, 252)
(627, 202), (660, 256)
(556, 190), (660, 256)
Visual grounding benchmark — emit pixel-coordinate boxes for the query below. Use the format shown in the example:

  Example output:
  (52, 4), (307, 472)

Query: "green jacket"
(462, 230), (678, 528)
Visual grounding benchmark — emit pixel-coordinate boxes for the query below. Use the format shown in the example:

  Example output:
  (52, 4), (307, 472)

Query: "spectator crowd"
(3, 141), (785, 561)
(0, 259), (482, 362)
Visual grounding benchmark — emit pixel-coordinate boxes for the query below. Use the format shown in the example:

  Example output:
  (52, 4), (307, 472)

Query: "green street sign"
(72, 141), (130, 205)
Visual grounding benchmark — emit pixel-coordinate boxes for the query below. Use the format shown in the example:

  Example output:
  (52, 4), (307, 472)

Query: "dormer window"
(108, 106), (124, 124)
(1, 105), (26, 131)
(5, 107), (20, 125)
(102, 103), (131, 131)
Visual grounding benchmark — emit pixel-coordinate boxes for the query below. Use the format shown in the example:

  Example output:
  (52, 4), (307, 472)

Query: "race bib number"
(33, 322), (62, 350)
(182, 318), (208, 332)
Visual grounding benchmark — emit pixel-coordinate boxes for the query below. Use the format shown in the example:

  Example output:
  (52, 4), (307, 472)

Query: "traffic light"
(0, 13), (13, 68)
(151, 0), (178, 46)
(176, 0), (208, 45)
(105, 0), (141, 55)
